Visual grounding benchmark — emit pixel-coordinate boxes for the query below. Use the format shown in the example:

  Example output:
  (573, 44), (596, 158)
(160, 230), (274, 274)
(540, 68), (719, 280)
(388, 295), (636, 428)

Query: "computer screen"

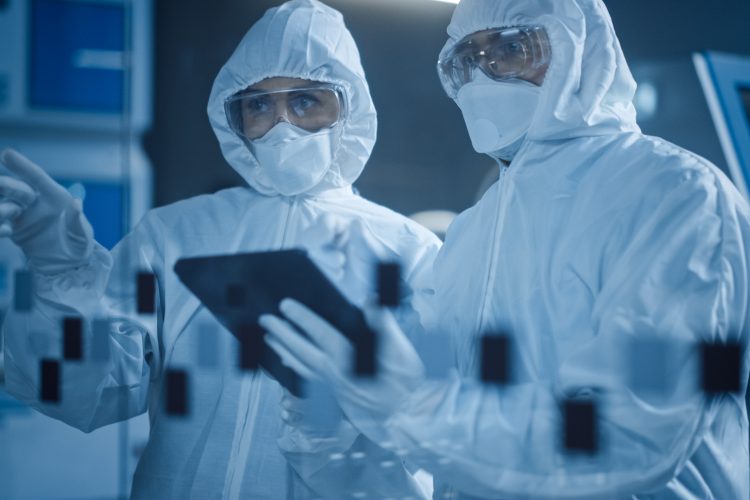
(29, 0), (125, 113)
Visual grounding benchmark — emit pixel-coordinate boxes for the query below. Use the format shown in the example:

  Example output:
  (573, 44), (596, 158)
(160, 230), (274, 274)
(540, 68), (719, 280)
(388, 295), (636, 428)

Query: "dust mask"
(251, 122), (335, 196)
(456, 72), (540, 161)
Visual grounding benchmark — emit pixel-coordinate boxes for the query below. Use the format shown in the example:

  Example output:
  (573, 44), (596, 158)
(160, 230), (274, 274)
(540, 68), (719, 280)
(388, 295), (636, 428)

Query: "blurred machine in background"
(694, 51), (750, 200)
(629, 58), (729, 177)
(0, 0), (153, 498)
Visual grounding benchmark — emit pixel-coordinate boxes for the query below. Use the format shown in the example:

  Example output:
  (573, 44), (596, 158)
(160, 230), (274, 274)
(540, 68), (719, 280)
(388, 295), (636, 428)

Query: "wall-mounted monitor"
(0, 0), (151, 131)
(29, 0), (125, 113)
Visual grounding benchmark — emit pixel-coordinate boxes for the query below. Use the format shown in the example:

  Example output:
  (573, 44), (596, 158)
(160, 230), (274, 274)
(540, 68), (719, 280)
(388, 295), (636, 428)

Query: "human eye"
(459, 53), (478, 67)
(494, 40), (527, 62)
(506, 41), (522, 52)
(244, 95), (270, 113)
(290, 92), (321, 114)
(454, 42), (478, 64)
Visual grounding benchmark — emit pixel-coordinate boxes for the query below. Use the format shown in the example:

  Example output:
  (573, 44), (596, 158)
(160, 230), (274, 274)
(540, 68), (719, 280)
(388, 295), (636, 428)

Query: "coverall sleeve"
(2, 214), (164, 433)
(277, 226), (441, 499)
(356, 173), (750, 498)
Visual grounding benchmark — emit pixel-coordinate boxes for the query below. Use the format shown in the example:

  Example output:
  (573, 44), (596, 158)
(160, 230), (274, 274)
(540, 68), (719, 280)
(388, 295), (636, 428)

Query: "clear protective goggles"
(437, 26), (551, 97)
(225, 82), (345, 140)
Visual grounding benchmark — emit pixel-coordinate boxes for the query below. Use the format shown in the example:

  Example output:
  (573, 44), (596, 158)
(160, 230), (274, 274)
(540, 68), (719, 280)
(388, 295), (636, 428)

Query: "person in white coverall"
(0, 0), (440, 498)
(261, 0), (750, 498)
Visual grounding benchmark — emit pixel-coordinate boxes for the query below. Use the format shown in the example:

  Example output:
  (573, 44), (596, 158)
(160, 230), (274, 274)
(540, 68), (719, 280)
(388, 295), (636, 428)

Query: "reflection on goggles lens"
(225, 86), (342, 140)
(438, 26), (550, 96)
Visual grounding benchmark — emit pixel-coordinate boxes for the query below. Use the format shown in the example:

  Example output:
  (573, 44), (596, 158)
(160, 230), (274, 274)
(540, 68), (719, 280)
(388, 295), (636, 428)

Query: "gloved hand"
(279, 387), (347, 438)
(260, 298), (425, 428)
(0, 149), (94, 274)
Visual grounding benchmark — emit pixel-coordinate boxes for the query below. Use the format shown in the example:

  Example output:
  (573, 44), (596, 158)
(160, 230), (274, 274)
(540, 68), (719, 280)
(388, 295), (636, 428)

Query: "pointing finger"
(0, 176), (37, 208)
(1, 149), (59, 194)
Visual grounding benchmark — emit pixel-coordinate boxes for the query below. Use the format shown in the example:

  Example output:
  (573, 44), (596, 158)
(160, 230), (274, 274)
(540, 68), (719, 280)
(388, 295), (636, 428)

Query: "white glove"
(279, 387), (347, 438)
(0, 149), (93, 274)
(260, 298), (425, 427)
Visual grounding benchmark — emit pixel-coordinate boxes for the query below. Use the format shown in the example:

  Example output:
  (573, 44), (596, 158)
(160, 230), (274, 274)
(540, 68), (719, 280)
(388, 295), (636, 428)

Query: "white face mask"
(456, 72), (541, 161)
(251, 122), (335, 196)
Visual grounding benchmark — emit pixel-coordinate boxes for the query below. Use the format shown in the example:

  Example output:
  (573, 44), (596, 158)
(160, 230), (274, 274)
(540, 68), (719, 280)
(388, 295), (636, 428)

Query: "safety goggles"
(437, 26), (551, 97)
(225, 83), (345, 140)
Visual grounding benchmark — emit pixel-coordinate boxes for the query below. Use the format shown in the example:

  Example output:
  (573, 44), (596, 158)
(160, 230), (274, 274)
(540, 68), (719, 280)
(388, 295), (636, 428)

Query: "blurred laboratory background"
(1, 0), (750, 498)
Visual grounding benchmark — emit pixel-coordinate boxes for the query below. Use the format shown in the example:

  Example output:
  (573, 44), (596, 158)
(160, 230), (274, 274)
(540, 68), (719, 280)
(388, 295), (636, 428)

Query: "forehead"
(247, 77), (324, 92)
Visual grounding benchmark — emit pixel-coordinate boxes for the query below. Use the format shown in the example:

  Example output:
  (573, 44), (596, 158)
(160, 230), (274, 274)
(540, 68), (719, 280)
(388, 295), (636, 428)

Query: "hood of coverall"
(207, 0), (377, 196)
(440, 0), (641, 144)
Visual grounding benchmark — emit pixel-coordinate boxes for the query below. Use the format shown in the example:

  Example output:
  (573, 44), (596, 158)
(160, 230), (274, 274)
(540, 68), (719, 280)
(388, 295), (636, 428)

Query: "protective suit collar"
(207, 0), (377, 196)
(439, 0), (641, 145)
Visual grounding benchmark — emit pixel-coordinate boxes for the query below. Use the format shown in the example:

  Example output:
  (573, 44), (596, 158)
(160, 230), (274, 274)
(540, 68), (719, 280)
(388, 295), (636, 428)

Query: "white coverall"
(2, 0), (439, 498)
(344, 0), (750, 498)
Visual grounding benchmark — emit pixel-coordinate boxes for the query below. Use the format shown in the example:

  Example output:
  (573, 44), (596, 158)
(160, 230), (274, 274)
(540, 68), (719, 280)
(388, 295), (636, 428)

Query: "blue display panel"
(59, 179), (125, 250)
(29, 0), (125, 113)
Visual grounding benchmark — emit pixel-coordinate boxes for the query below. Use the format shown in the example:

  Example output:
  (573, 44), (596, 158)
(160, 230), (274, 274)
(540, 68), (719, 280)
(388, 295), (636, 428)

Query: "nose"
(273, 100), (291, 125)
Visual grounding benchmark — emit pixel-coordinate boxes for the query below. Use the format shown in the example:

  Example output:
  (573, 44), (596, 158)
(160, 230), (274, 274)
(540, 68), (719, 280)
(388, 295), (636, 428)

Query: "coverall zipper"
(223, 197), (298, 499)
(476, 165), (511, 335)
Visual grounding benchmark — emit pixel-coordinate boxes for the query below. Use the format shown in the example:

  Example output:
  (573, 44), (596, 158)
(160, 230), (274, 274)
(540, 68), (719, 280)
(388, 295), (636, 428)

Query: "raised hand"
(0, 149), (94, 273)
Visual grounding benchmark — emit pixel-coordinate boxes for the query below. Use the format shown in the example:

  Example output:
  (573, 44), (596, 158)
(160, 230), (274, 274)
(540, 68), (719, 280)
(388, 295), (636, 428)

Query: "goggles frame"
(224, 82), (347, 141)
(438, 25), (551, 97)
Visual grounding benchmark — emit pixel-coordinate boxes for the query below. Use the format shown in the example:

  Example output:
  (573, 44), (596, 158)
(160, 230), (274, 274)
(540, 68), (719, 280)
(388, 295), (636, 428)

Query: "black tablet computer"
(174, 249), (375, 395)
